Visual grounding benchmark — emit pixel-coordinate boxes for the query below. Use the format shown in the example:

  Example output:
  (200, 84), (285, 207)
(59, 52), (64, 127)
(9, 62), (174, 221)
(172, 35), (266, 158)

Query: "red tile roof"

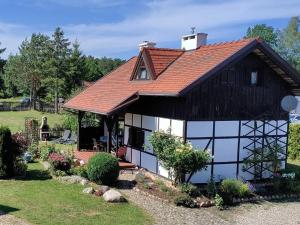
(64, 38), (259, 114)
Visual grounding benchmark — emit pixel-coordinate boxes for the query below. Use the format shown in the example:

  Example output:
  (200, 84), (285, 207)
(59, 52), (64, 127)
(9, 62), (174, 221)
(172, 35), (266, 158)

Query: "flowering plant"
(48, 152), (71, 172)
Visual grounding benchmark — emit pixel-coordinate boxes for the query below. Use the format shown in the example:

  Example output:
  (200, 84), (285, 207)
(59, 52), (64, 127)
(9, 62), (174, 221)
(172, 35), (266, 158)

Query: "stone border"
(232, 193), (300, 204)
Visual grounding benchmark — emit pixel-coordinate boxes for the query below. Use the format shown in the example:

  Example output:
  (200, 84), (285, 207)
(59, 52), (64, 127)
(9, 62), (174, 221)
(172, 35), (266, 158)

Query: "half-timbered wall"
(124, 113), (288, 183)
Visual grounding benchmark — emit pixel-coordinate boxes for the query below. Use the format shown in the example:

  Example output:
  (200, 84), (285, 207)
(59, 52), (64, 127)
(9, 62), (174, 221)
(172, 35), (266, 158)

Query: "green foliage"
(180, 183), (201, 197)
(245, 24), (278, 47)
(288, 124), (300, 160)
(276, 17), (300, 72)
(87, 153), (120, 185)
(220, 179), (251, 200)
(62, 113), (78, 132)
(28, 143), (40, 159)
(70, 166), (88, 178)
(40, 145), (56, 161)
(149, 130), (211, 185)
(206, 177), (217, 197)
(52, 169), (67, 177)
(174, 194), (197, 208)
(0, 126), (24, 177)
(214, 194), (224, 210)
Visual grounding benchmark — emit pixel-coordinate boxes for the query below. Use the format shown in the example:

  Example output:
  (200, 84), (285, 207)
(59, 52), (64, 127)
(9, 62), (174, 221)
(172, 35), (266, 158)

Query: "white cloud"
(0, 0), (299, 58)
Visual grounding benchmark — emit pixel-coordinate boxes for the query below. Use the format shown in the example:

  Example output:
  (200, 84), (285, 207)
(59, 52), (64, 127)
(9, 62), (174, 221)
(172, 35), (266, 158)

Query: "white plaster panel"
(125, 147), (132, 162)
(265, 120), (277, 135)
(141, 153), (157, 173)
(214, 138), (238, 162)
(158, 162), (169, 178)
(131, 149), (140, 166)
(171, 119), (184, 137)
(239, 137), (263, 161)
(124, 126), (129, 145)
(278, 120), (288, 135)
(214, 164), (237, 181)
(144, 131), (154, 154)
(189, 165), (212, 183)
(125, 113), (132, 125)
(238, 163), (254, 180)
(132, 114), (142, 127)
(215, 121), (239, 137)
(189, 139), (212, 151)
(187, 121), (213, 138)
(158, 117), (171, 132)
(142, 115), (158, 131)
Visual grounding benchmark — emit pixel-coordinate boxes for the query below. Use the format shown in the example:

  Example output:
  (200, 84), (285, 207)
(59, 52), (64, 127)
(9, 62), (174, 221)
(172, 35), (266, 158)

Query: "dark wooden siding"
(126, 53), (291, 121)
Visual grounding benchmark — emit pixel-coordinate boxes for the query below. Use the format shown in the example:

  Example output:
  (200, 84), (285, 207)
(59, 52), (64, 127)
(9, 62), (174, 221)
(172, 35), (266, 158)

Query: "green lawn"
(0, 97), (22, 102)
(0, 163), (152, 225)
(0, 110), (64, 133)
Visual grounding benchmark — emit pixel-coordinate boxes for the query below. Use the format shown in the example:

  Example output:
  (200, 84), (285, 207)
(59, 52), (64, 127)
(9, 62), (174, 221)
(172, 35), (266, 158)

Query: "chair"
(53, 130), (71, 144)
(65, 133), (77, 145)
(92, 138), (100, 151)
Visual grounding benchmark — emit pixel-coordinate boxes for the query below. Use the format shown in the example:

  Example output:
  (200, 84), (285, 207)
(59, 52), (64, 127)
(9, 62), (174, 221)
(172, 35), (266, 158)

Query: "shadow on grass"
(0, 205), (19, 216)
(15, 162), (52, 181)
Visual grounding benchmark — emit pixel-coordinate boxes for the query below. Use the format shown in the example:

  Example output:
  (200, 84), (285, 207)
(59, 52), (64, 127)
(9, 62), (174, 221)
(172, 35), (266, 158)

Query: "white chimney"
(181, 33), (207, 50)
(138, 41), (156, 51)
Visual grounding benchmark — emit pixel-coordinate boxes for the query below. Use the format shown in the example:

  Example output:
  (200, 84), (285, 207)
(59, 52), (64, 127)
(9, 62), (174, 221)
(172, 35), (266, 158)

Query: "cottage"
(64, 33), (300, 183)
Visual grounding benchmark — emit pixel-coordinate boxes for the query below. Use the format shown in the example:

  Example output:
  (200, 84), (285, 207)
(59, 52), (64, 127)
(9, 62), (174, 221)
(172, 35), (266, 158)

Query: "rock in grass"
(80, 179), (89, 186)
(83, 187), (94, 194)
(103, 190), (126, 202)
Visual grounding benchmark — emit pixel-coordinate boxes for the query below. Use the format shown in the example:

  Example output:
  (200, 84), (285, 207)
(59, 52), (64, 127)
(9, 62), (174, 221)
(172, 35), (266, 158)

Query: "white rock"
(103, 190), (126, 202)
(83, 187), (94, 194)
(80, 179), (89, 186)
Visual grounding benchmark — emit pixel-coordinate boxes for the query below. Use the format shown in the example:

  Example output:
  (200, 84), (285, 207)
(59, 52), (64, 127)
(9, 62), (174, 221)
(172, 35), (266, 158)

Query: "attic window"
(135, 67), (150, 80)
(251, 71), (258, 85)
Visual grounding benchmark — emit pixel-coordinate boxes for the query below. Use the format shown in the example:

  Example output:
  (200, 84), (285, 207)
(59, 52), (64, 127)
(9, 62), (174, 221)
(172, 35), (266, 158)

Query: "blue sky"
(0, 0), (299, 59)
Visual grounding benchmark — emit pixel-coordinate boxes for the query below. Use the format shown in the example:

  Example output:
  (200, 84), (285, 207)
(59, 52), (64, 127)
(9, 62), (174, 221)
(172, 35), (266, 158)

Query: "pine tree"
(51, 27), (71, 113)
(245, 24), (278, 47)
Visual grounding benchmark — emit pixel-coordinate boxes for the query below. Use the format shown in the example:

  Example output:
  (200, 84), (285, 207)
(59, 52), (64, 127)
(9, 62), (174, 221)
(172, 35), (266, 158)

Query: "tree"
(50, 27), (71, 113)
(0, 42), (6, 97)
(67, 40), (85, 90)
(245, 24), (278, 47)
(4, 34), (52, 108)
(276, 17), (300, 72)
(3, 55), (21, 97)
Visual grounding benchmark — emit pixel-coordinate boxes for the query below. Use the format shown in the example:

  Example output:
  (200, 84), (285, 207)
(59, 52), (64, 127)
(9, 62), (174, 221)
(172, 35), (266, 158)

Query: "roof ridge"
(146, 47), (184, 52)
(195, 38), (257, 49)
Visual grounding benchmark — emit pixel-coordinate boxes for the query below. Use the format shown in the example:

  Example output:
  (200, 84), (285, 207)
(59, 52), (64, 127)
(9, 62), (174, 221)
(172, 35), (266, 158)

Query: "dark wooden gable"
(127, 51), (292, 121)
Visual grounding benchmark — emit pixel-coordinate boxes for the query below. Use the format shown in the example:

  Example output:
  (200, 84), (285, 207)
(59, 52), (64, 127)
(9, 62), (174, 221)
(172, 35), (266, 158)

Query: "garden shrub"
(40, 145), (56, 161)
(149, 130), (211, 185)
(28, 143), (40, 159)
(11, 132), (28, 152)
(62, 113), (78, 132)
(214, 194), (224, 210)
(48, 152), (71, 172)
(87, 153), (120, 185)
(288, 124), (300, 160)
(206, 177), (217, 197)
(220, 179), (251, 203)
(174, 194), (197, 208)
(180, 183), (201, 197)
(70, 166), (88, 178)
(0, 126), (25, 177)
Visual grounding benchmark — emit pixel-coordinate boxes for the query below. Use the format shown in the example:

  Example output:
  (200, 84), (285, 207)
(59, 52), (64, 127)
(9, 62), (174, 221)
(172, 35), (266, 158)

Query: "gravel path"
(0, 212), (30, 225)
(119, 172), (300, 225)
(226, 201), (300, 225)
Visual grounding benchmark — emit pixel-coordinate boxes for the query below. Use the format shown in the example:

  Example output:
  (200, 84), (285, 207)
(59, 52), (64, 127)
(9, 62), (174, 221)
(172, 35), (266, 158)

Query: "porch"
(74, 150), (136, 169)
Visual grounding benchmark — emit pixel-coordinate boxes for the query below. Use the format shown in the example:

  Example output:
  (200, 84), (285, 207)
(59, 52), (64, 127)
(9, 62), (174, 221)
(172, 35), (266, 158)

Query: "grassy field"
(0, 110), (64, 133)
(0, 163), (152, 225)
(0, 97), (22, 102)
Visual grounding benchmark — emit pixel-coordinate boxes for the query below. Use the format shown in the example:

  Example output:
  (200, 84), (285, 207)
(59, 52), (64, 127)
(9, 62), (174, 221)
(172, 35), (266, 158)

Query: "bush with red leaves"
(48, 152), (71, 172)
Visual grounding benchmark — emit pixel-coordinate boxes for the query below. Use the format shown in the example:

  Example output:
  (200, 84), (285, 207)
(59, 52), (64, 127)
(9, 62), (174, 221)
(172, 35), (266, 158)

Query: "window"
(135, 67), (150, 80)
(128, 127), (145, 149)
(251, 71), (258, 85)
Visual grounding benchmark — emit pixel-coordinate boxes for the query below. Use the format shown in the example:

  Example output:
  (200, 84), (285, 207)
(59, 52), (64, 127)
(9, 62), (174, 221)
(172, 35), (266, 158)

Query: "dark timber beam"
(77, 111), (84, 150)
(104, 116), (117, 153)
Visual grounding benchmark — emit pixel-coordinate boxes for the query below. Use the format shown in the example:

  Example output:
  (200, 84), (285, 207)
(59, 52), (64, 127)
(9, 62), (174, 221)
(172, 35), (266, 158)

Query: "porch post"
(77, 111), (84, 150)
(104, 116), (113, 153)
